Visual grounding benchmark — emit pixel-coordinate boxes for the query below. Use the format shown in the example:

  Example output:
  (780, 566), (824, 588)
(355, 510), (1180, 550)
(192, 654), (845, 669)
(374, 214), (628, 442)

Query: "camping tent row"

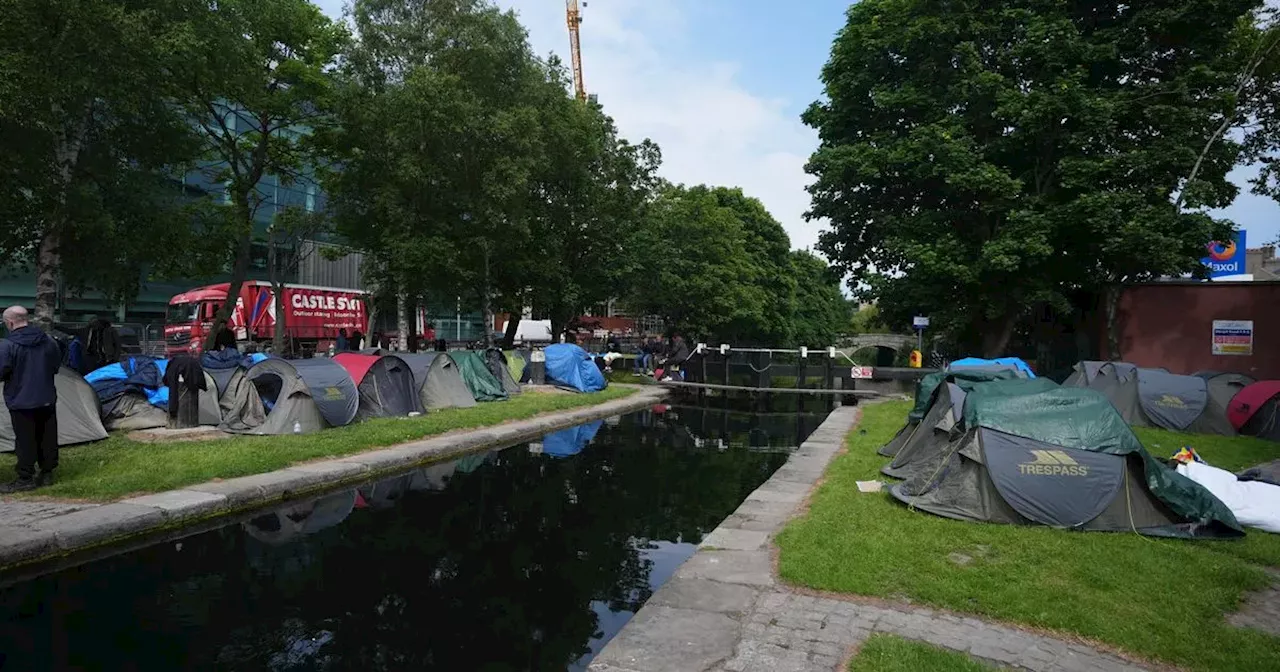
(0, 350), (529, 451)
(880, 372), (1243, 538)
(1064, 362), (1238, 436)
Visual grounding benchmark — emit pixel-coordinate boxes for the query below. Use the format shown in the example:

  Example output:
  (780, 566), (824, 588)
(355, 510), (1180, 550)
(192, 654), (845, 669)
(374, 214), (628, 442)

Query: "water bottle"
(293, 421), (302, 435)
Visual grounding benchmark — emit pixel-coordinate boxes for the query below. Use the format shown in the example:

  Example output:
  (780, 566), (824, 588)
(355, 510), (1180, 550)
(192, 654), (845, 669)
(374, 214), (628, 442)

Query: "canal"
(0, 394), (830, 671)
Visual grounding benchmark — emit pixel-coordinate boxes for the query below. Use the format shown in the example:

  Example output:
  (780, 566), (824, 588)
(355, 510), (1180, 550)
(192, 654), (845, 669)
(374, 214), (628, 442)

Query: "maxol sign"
(1202, 230), (1246, 279)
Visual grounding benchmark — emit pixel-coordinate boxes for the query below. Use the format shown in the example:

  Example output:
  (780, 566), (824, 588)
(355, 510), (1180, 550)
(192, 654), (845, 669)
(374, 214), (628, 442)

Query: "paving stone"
(122, 490), (227, 520)
(33, 502), (166, 551)
(745, 488), (805, 505)
(286, 460), (371, 480)
(0, 500), (97, 526)
(591, 605), (739, 672)
(732, 498), (796, 519)
(674, 550), (775, 587)
(647, 578), (760, 615)
(699, 527), (770, 551)
(0, 525), (58, 566)
(719, 512), (786, 533)
(723, 640), (813, 672)
(186, 469), (330, 506)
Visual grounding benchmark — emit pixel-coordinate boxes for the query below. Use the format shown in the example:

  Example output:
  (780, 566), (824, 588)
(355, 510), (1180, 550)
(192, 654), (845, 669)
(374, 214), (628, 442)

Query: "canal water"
(0, 394), (829, 671)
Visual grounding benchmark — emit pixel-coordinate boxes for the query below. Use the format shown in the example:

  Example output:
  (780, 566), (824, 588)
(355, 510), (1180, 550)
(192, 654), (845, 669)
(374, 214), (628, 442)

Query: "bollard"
(168, 378), (200, 429)
(530, 349), (546, 385)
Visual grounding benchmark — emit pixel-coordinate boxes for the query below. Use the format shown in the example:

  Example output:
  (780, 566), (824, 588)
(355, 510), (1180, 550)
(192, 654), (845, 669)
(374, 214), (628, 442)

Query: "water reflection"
(0, 397), (825, 671)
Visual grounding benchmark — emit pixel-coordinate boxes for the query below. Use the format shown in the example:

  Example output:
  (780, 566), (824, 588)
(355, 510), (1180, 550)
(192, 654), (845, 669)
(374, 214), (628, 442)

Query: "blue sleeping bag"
(949, 356), (1036, 378)
(544, 343), (607, 393)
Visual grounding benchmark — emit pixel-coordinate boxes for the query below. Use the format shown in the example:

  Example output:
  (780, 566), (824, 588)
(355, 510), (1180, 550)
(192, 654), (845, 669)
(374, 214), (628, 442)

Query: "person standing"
(0, 306), (63, 492)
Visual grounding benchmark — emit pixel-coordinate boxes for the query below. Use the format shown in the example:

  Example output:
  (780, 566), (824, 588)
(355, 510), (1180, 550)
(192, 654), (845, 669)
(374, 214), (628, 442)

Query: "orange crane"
(566, 0), (586, 101)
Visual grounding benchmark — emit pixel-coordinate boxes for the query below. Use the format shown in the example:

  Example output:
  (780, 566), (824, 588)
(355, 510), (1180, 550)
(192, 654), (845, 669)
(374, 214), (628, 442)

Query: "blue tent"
(544, 344), (607, 393)
(542, 420), (604, 458)
(949, 356), (1036, 378)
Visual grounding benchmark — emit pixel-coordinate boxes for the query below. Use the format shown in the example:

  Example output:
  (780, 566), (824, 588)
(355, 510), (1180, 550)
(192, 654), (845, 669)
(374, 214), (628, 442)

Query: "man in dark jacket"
(0, 306), (63, 492)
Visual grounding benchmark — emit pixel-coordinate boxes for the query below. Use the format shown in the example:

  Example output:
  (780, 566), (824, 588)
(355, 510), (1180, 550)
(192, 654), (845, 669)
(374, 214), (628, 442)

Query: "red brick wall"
(1102, 282), (1280, 378)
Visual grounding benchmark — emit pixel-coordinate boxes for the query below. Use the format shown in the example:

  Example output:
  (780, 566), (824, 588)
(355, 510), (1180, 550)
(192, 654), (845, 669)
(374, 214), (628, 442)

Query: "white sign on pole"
(913, 316), (930, 328)
(1212, 320), (1253, 356)
(850, 366), (874, 379)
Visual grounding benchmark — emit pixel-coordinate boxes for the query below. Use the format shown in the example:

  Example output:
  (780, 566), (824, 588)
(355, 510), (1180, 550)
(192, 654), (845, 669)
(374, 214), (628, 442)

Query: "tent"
(220, 358), (359, 435)
(883, 377), (1059, 481)
(504, 350), (528, 385)
(485, 349), (522, 397)
(333, 352), (420, 420)
(397, 352), (477, 410)
(1194, 371), (1255, 411)
(949, 356), (1036, 378)
(1063, 361), (1107, 387)
(450, 351), (509, 402)
(1090, 364), (1236, 435)
(86, 357), (222, 430)
(0, 366), (108, 452)
(1228, 380), (1280, 441)
(544, 343), (607, 393)
(890, 387), (1243, 538)
(540, 420), (604, 458)
(879, 366), (1029, 458)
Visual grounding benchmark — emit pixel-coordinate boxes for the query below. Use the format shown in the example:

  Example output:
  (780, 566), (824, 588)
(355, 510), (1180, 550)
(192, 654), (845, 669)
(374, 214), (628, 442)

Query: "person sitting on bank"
(0, 306), (64, 493)
(659, 334), (691, 381)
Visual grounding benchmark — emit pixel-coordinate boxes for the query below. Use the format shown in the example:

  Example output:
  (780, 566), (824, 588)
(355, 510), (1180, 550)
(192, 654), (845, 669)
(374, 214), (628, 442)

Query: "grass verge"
(848, 634), (995, 672)
(775, 400), (1280, 672)
(1, 387), (636, 501)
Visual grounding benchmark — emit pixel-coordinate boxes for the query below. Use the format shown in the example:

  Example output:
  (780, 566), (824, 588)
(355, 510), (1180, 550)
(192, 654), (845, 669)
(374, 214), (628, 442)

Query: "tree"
(0, 0), (203, 326)
(265, 208), (329, 354)
(787, 251), (852, 346)
(807, 0), (1256, 356)
(1240, 11), (1280, 216)
(178, 0), (345, 348)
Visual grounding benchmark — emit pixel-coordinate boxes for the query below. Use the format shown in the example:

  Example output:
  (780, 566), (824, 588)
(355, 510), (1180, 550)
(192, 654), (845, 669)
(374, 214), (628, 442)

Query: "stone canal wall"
(0, 387), (669, 574)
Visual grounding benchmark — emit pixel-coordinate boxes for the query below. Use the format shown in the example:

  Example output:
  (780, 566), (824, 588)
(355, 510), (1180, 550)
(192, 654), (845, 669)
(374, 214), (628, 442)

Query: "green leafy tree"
(1240, 11), (1280, 223)
(807, 0), (1255, 356)
(177, 0), (346, 347)
(787, 250), (852, 345)
(0, 0), (204, 326)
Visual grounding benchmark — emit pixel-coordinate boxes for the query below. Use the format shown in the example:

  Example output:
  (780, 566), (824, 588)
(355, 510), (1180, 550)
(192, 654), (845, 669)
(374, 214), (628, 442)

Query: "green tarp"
(964, 387), (1242, 536)
(450, 351), (508, 402)
(910, 368), (1026, 421)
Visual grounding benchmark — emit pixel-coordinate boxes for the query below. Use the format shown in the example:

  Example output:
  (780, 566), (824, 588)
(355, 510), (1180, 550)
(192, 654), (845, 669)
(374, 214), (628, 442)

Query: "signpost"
(911, 316), (929, 368)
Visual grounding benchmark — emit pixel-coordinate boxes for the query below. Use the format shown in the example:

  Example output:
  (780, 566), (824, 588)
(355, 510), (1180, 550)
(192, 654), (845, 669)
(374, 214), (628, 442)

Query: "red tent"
(1227, 380), (1280, 430)
(333, 353), (379, 385)
(332, 352), (420, 420)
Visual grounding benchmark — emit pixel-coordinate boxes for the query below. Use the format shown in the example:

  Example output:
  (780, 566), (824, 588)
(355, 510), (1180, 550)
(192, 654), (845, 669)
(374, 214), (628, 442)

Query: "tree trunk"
(396, 291), (409, 352)
(502, 315), (521, 348)
(33, 229), (61, 330)
(979, 312), (1018, 358)
(482, 244), (494, 348)
(206, 214), (254, 350)
(1105, 285), (1122, 361)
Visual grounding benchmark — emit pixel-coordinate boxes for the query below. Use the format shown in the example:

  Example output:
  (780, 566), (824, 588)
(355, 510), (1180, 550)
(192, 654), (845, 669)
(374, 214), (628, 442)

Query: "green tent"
(504, 350), (527, 384)
(880, 367), (1030, 458)
(449, 351), (508, 402)
(892, 387), (1242, 539)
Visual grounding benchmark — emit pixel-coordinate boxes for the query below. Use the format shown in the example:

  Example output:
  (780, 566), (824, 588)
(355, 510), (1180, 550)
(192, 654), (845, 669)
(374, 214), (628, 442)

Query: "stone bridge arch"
(842, 334), (917, 367)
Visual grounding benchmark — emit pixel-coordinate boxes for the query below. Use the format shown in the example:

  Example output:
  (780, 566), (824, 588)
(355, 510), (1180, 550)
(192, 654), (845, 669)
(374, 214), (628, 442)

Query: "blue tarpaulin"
(542, 420), (604, 458)
(544, 344), (607, 393)
(87, 356), (172, 408)
(949, 357), (1036, 378)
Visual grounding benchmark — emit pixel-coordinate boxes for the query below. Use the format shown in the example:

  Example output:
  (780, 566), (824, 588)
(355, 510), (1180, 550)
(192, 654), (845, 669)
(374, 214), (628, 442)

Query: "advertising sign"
(1212, 320), (1253, 356)
(850, 366), (874, 379)
(1202, 231), (1247, 278)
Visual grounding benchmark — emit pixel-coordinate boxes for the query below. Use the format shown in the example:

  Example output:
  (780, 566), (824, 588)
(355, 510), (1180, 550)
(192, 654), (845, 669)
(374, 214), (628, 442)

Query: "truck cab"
(165, 285), (229, 356)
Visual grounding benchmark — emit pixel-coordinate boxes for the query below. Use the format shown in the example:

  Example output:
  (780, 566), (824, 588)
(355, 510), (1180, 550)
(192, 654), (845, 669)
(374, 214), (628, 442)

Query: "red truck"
(165, 281), (368, 355)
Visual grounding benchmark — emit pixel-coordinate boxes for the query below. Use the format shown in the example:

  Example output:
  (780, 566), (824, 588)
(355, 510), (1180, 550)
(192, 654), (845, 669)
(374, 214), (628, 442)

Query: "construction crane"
(566, 0), (586, 101)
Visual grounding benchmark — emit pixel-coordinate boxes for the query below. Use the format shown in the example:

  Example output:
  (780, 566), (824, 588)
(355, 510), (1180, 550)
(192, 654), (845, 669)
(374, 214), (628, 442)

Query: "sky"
(313, 0), (1280, 252)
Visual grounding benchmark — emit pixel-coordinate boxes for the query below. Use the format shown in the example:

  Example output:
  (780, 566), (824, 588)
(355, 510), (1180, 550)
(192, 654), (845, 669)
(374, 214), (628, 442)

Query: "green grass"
(848, 635), (995, 672)
(776, 400), (1280, 672)
(1, 388), (635, 501)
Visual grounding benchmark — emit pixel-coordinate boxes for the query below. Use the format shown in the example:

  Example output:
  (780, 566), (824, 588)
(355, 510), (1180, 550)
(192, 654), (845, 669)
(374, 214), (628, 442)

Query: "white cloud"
(314, 0), (825, 251)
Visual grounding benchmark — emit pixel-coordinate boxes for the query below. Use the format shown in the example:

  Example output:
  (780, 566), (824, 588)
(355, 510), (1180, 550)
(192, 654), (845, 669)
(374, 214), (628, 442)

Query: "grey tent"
(890, 387), (1243, 538)
(884, 377), (1060, 481)
(333, 352), (420, 420)
(485, 349), (522, 397)
(0, 367), (108, 452)
(244, 489), (358, 545)
(397, 352), (477, 410)
(1063, 361), (1107, 387)
(1193, 371), (1255, 411)
(220, 357), (359, 435)
(1090, 364), (1235, 435)
(879, 366), (1030, 459)
(99, 371), (223, 431)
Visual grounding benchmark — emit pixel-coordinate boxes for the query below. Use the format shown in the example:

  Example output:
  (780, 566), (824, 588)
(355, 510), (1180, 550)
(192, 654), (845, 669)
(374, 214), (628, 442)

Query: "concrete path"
(590, 405), (1156, 672)
(0, 387), (667, 572)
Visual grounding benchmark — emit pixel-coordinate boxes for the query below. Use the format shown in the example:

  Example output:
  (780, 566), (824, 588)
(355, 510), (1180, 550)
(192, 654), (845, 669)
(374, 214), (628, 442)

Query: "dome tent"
(1228, 380), (1280, 441)
(878, 365), (1029, 459)
(333, 352), (420, 420)
(484, 349), (522, 397)
(220, 357), (359, 435)
(544, 343), (607, 393)
(0, 367), (107, 452)
(1090, 364), (1235, 435)
(449, 350), (508, 402)
(396, 352), (476, 410)
(1193, 371), (1255, 411)
(891, 387), (1243, 539)
(86, 357), (222, 430)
